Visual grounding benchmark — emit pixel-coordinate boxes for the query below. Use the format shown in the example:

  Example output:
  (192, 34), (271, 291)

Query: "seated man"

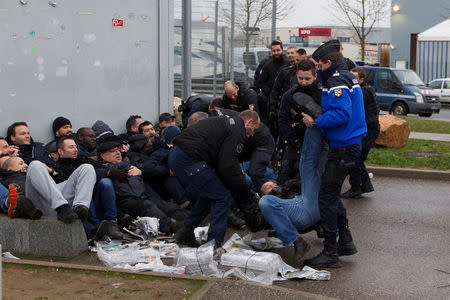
(118, 115), (143, 142)
(6, 122), (50, 164)
(169, 110), (263, 247)
(259, 126), (326, 267)
(138, 121), (157, 143)
(0, 157), (42, 219)
(45, 116), (73, 151)
(141, 126), (189, 208)
(75, 127), (97, 158)
(158, 113), (176, 130)
(97, 135), (188, 235)
(0, 137), (19, 158)
(92, 120), (114, 140)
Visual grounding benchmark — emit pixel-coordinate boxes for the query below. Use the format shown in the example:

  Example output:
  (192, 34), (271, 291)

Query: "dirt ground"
(2, 263), (204, 299)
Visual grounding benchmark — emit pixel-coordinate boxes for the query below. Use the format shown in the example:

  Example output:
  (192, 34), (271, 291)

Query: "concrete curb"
(367, 166), (450, 181)
(3, 259), (336, 300)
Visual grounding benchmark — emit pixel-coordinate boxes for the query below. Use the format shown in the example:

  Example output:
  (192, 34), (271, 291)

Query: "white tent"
(418, 19), (450, 42)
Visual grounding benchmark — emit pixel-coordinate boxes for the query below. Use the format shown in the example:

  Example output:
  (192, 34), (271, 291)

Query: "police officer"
(178, 94), (213, 128)
(168, 110), (262, 247)
(341, 67), (380, 198)
(302, 40), (367, 268)
(270, 48), (307, 118)
(277, 59), (322, 184)
(223, 81), (259, 113)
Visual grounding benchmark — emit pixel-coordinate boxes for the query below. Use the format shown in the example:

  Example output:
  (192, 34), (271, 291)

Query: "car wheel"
(418, 113), (432, 117)
(391, 102), (408, 116)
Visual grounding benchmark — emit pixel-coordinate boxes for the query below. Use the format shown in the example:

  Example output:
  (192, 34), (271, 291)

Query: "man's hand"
(301, 112), (315, 128)
(260, 181), (278, 195)
(128, 166), (142, 177)
(169, 169), (174, 176)
(120, 144), (130, 153)
(8, 145), (19, 157)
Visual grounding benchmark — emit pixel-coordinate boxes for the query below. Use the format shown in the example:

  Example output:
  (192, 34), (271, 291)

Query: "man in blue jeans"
(259, 126), (326, 267)
(302, 40), (367, 268)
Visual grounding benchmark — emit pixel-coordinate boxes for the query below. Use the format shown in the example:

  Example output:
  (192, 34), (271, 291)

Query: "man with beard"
(277, 59), (322, 184)
(222, 81), (259, 113)
(258, 40), (289, 136)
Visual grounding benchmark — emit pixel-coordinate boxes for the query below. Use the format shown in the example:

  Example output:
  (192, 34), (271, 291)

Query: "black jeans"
(319, 142), (362, 246)
(348, 124), (380, 188)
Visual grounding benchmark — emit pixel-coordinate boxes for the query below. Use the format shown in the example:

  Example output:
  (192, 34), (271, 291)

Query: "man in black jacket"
(341, 67), (380, 198)
(178, 94), (213, 128)
(222, 81), (259, 113)
(258, 40), (289, 136)
(169, 110), (261, 247)
(277, 59), (323, 184)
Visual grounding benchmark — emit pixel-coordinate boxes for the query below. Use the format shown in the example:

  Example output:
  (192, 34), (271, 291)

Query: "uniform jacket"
(258, 55), (289, 97)
(270, 64), (297, 112)
(315, 60), (367, 147)
(222, 83), (259, 113)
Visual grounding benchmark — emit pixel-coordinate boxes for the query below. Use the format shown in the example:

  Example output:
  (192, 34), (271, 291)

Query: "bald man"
(222, 80), (259, 113)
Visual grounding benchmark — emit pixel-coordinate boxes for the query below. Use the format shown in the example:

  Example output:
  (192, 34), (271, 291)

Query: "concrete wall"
(0, 0), (173, 143)
(390, 0), (448, 67)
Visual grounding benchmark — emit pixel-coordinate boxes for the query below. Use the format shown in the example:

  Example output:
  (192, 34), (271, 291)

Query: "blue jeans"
(0, 184), (8, 213)
(87, 178), (118, 227)
(259, 127), (324, 245)
(169, 145), (233, 244)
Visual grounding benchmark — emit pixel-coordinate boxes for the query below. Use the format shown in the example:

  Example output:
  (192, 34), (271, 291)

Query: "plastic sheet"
(133, 217), (159, 238)
(242, 234), (284, 251)
(193, 225), (209, 243)
(222, 233), (252, 252)
(174, 240), (219, 277)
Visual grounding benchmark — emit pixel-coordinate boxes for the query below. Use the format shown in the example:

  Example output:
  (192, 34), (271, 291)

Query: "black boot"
(56, 204), (78, 223)
(337, 228), (357, 256)
(293, 236), (310, 267)
(304, 244), (342, 268)
(228, 210), (246, 230)
(10, 196), (42, 220)
(341, 187), (362, 199)
(118, 214), (134, 229)
(174, 226), (199, 247)
(361, 180), (374, 194)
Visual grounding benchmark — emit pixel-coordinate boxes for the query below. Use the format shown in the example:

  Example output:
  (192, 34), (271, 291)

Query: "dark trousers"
(319, 143), (362, 246)
(277, 142), (301, 185)
(87, 178), (118, 228)
(348, 125), (380, 188)
(168, 145), (233, 244)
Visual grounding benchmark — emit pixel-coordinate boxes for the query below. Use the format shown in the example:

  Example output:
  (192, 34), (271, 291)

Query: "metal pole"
(271, 0), (276, 41)
(213, 0), (218, 97)
(230, 0), (235, 81)
(182, 0), (192, 100)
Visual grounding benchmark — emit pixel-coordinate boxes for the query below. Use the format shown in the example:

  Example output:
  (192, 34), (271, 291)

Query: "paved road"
(405, 106), (450, 121)
(272, 177), (450, 299)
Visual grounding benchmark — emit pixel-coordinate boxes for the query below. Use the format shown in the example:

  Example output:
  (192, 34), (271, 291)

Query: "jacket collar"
(318, 60), (347, 84)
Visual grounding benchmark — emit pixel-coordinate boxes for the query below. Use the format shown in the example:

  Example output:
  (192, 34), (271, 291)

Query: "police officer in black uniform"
(223, 81), (259, 113)
(178, 94), (213, 128)
(277, 59), (322, 184)
(341, 67), (380, 198)
(168, 110), (263, 247)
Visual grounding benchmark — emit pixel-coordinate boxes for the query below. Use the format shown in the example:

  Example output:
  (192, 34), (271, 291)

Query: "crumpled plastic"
(242, 233), (284, 251)
(133, 217), (159, 237)
(174, 240), (219, 277)
(193, 226), (209, 243)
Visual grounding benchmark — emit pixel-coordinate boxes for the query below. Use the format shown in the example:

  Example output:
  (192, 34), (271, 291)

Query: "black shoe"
(118, 214), (134, 229)
(315, 225), (324, 239)
(94, 220), (124, 241)
(174, 226), (199, 247)
(170, 219), (185, 234)
(228, 211), (246, 230)
(361, 180), (374, 194)
(341, 187), (362, 199)
(56, 204), (78, 223)
(304, 245), (342, 268)
(337, 229), (358, 256)
(74, 205), (89, 221)
(293, 236), (310, 267)
(9, 195), (42, 220)
(244, 211), (267, 232)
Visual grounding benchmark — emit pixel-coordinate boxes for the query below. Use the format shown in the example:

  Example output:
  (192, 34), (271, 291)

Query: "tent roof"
(418, 19), (450, 41)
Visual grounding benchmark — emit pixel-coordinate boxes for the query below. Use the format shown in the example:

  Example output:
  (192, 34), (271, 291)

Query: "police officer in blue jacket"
(302, 40), (367, 268)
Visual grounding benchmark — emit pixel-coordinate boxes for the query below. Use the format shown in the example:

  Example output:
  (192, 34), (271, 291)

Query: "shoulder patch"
(332, 71), (340, 77)
(229, 118), (235, 125)
(334, 88), (342, 97)
(236, 143), (244, 153)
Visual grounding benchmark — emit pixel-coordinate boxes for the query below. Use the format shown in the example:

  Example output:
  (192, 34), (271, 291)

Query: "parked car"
(428, 78), (450, 104)
(361, 66), (441, 117)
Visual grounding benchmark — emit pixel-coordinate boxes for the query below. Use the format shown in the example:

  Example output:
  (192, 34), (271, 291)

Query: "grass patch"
(367, 139), (450, 170)
(400, 117), (450, 134)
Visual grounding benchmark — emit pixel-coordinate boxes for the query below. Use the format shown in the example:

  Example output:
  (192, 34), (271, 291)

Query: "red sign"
(298, 28), (331, 37)
(112, 18), (124, 27)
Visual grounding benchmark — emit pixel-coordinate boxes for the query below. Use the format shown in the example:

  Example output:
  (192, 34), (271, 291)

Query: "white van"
(232, 47), (271, 79)
(428, 78), (450, 103)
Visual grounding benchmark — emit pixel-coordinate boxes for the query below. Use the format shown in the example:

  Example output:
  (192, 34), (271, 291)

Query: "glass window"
(443, 80), (450, 89)
(377, 69), (394, 90)
(365, 69), (375, 86)
(392, 69), (425, 85)
(429, 80), (442, 89)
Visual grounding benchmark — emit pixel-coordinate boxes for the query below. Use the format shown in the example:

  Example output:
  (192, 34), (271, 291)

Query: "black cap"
(159, 113), (176, 123)
(312, 39), (341, 62)
(97, 135), (123, 154)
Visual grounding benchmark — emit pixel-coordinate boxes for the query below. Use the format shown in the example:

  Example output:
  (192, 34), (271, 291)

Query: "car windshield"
(392, 70), (425, 86)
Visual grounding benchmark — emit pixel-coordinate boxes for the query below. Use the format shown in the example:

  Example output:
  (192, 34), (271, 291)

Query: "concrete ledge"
(0, 216), (88, 257)
(367, 166), (450, 181)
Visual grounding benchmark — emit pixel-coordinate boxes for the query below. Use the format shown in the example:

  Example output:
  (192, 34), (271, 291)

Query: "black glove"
(108, 168), (128, 182)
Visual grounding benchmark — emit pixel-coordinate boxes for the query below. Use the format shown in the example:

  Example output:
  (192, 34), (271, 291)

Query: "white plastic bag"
(175, 240), (219, 276)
